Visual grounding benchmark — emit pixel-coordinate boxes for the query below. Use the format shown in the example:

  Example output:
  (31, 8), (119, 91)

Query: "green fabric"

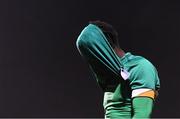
(132, 97), (154, 119)
(120, 53), (160, 91)
(76, 24), (160, 118)
(103, 84), (132, 119)
(76, 24), (124, 90)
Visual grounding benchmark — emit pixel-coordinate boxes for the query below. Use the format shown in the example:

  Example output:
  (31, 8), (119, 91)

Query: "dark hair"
(89, 20), (119, 48)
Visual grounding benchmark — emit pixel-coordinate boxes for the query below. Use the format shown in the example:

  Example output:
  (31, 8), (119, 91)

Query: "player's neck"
(114, 47), (125, 58)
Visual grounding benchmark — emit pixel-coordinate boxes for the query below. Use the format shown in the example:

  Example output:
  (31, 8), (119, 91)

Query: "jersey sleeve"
(129, 59), (160, 90)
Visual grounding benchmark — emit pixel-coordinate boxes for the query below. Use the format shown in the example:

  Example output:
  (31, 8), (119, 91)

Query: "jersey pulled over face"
(76, 24), (125, 91)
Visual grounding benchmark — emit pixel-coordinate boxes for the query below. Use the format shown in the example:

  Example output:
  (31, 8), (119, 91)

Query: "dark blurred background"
(0, 0), (179, 117)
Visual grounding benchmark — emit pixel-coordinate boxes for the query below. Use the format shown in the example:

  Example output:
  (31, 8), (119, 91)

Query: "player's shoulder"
(128, 54), (159, 83)
(131, 54), (156, 70)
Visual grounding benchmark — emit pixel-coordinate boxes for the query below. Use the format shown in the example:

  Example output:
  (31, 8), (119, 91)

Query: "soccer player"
(76, 21), (160, 119)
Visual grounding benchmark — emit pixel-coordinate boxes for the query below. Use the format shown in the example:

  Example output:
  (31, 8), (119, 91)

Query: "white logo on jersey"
(120, 68), (130, 80)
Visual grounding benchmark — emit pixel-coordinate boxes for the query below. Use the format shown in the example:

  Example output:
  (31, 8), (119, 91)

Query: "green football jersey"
(103, 52), (160, 118)
(76, 24), (160, 118)
(119, 52), (160, 91)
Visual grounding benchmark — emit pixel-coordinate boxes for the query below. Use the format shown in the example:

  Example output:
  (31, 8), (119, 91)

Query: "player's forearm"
(132, 97), (154, 119)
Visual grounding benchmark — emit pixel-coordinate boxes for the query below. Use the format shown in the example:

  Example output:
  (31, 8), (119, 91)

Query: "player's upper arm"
(129, 59), (159, 90)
